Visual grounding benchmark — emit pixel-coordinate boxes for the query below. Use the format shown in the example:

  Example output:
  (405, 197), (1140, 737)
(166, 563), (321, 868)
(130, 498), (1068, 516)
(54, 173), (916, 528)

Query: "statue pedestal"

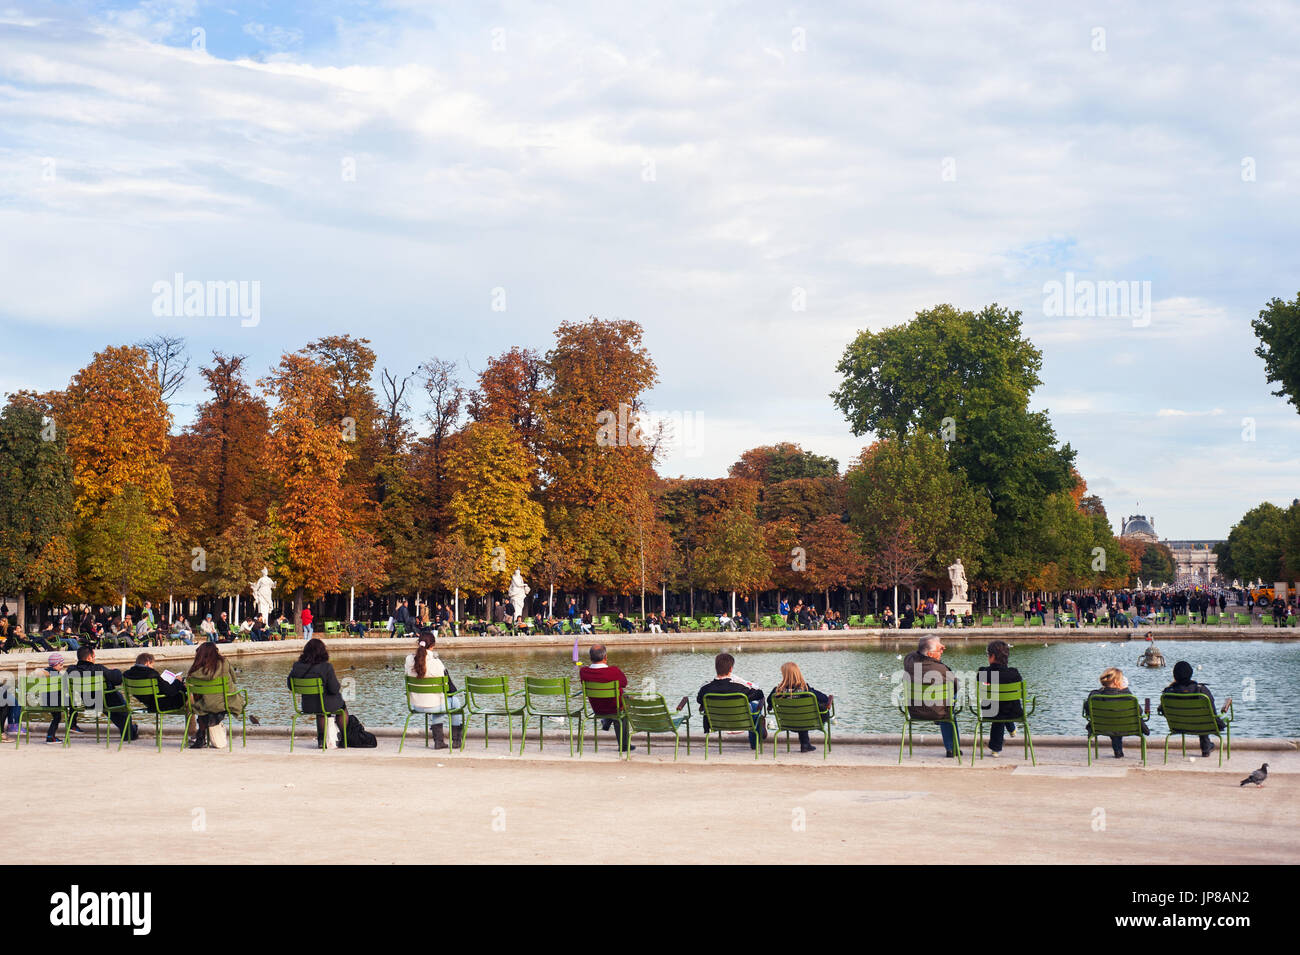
(946, 599), (972, 619)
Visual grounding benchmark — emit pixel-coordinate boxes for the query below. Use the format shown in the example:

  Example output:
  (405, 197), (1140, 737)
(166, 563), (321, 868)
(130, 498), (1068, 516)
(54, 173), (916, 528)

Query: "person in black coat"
(697, 652), (767, 749)
(68, 646), (139, 741)
(1159, 660), (1228, 757)
(122, 652), (187, 712)
(975, 640), (1023, 756)
(287, 637), (347, 747)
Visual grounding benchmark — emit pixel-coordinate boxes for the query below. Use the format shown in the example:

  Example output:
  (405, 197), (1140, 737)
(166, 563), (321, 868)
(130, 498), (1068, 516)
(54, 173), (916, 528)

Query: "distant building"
(1119, 514), (1222, 585)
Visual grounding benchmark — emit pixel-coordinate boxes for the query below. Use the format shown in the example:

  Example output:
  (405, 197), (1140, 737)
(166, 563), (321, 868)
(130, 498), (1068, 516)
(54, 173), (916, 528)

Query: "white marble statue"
(250, 567), (275, 620)
(508, 568), (529, 620)
(947, 558), (968, 603)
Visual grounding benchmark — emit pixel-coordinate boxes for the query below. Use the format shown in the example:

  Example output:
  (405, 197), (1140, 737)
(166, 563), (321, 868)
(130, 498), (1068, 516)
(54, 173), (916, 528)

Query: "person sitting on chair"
(767, 662), (831, 753)
(697, 652), (767, 750)
(122, 652), (187, 713)
(187, 641), (247, 748)
(578, 644), (632, 750)
(902, 635), (960, 757)
(975, 640), (1022, 757)
(1159, 660), (1228, 758)
(616, 612), (636, 634)
(287, 638), (348, 749)
(67, 646), (138, 743)
(1083, 667), (1148, 758)
(404, 634), (464, 750)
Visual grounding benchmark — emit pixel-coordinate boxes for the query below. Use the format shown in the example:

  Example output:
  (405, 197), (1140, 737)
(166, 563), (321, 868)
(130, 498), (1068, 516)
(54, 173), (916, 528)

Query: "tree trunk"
(548, 582), (554, 617)
(349, 586), (356, 623)
(294, 587), (304, 636)
(15, 591), (25, 633)
(893, 584), (899, 620)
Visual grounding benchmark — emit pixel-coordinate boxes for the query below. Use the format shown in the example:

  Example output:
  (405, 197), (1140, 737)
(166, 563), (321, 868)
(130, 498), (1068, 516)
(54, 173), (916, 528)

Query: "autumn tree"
(57, 345), (176, 528)
(468, 346), (545, 464)
(803, 514), (867, 611)
(0, 393), (77, 626)
(411, 357), (465, 534)
(447, 422), (546, 595)
(430, 531), (484, 621)
(540, 318), (664, 606)
(170, 352), (271, 542)
(261, 352), (350, 627)
(729, 443), (838, 484)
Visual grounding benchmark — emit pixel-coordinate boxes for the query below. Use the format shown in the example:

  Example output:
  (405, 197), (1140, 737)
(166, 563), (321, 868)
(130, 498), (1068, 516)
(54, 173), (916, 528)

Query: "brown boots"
(431, 724), (448, 749)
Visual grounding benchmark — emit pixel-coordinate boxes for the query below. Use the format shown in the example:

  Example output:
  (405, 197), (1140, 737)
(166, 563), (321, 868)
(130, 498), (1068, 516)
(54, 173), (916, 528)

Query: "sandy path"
(3, 735), (1293, 864)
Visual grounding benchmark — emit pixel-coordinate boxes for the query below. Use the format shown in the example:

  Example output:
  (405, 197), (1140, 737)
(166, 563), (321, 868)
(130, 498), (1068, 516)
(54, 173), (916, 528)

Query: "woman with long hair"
(287, 638), (347, 748)
(403, 633), (464, 749)
(767, 662), (832, 753)
(1083, 666), (1149, 758)
(188, 640), (246, 748)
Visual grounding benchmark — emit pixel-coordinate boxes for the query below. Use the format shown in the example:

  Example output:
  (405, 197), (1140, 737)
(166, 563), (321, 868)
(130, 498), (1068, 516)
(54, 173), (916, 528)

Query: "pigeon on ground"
(1239, 763), (1268, 787)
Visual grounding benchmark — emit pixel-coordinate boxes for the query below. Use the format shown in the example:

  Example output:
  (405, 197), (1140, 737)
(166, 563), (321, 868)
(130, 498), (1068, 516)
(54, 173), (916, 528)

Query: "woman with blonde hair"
(1083, 666), (1148, 758)
(767, 662), (832, 753)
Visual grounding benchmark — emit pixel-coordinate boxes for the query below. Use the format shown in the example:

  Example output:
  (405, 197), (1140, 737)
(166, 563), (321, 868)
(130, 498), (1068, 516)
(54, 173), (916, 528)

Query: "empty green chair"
(520, 676), (584, 755)
(399, 675), (468, 752)
(923, 614), (938, 628)
(1084, 693), (1147, 765)
(1012, 617), (1026, 628)
(123, 676), (192, 752)
(980, 615), (995, 627)
(16, 674), (71, 748)
(971, 678), (1036, 765)
(67, 672), (132, 749)
(579, 679), (627, 755)
(186, 675), (249, 750)
(1158, 692), (1232, 766)
(701, 692), (764, 760)
(623, 693), (692, 760)
(770, 692), (834, 759)
(897, 680), (963, 762)
(1260, 614), (1274, 626)
(288, 677), (347, 752)
(465, 675), (524, 751)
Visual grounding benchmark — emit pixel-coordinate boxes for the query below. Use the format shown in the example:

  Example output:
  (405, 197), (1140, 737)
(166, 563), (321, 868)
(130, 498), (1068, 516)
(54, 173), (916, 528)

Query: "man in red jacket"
(579, 645), (632, 752)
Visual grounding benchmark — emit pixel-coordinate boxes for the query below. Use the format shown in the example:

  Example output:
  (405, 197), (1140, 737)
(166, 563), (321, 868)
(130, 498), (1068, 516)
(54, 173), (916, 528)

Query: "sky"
(1, 0), (1297, 541)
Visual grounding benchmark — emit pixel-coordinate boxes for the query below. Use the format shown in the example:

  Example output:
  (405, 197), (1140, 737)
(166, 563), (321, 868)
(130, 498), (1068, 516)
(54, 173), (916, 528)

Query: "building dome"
(1121, 515), (1157, 540)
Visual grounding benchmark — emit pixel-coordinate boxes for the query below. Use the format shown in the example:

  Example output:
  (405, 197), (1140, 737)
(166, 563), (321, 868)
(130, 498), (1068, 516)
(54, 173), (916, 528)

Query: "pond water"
(213, 638), (1299, 737)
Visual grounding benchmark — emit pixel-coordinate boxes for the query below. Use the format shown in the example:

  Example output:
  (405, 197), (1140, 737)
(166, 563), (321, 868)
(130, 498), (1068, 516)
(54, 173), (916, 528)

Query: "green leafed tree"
(846, 436), (992, 586)
(0, 393), (77, 627)
(1252, 293), (1300, 413)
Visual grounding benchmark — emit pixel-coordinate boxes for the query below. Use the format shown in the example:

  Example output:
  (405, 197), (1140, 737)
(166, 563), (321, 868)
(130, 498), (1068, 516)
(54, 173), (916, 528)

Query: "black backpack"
(345, 714), (377, 748)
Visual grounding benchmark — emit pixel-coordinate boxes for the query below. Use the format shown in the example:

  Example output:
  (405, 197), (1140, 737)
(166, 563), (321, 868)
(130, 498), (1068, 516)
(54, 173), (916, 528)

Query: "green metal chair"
(623, 693), (692, 760)
(287, 677), (347, 752)
(770, 692), (834, 759)
(897, 679), (963, 763)
(579, 679), (626, 755)
(465, 675), (524, 751)
(922, 614), (938, 628)
(971, 678), (1036, 765)
(186, 675), (249, 750)
(16, 674), (71, 747)
(520, 676), (584, 755)
(1260, 614), (1274, 626)
(1012, 617), (1026, 627)
(1158, 692), (1233, 766)
(123, 676), (192, 752)
(1084, 693), (1147, 765)
(701, 692), (764, 760)
(1174, 614), (1190, 626)
(398, 674), (468, 752)
(980, 615), (995, 627)
(67, 672), (132, 749)
(1205, 613), (1221, 626)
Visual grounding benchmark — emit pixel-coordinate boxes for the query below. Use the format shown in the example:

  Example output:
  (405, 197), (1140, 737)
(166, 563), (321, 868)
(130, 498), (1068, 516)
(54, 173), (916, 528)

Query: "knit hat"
(1173, 661), (1194, 683)
(47, 652), (64, 668)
